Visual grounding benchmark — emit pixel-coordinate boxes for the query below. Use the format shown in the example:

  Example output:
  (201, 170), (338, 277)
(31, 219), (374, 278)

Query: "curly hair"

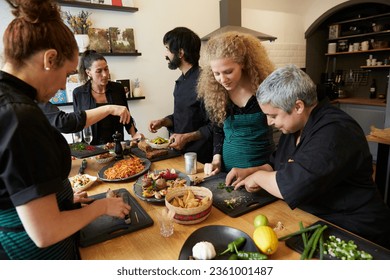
(197, 32), (274, 126)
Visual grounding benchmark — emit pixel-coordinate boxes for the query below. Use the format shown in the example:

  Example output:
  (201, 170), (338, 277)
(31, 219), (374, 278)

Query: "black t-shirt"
(165, 66), (213, 163)
(0, 71), (78, 259)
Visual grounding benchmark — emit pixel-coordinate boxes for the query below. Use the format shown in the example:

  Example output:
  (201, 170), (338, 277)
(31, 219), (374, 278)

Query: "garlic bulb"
(192, 241), (216, 260)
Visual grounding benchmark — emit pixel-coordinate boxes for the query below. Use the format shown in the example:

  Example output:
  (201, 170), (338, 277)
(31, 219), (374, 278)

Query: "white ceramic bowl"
(69, 174), (97, 192)
(146, 138), (170, 149)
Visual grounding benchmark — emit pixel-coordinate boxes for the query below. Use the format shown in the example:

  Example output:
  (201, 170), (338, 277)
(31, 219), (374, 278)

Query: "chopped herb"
(323, 235), (373, 260)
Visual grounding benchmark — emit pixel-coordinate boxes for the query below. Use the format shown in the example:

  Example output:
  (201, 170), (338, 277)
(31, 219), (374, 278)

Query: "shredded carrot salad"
(104, 158), (145, 179)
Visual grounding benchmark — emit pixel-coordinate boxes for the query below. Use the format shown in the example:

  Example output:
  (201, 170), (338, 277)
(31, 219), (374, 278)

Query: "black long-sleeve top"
(72, 80), (136, 145)
(38, 102), (86, 134)
(165, 66), (213, 163)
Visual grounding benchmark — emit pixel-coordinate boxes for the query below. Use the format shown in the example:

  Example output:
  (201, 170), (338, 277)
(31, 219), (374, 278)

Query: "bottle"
(369, 79), (376, 99)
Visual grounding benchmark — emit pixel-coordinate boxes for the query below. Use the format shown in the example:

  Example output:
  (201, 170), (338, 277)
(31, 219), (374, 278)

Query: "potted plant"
(63, 10), (93, 53)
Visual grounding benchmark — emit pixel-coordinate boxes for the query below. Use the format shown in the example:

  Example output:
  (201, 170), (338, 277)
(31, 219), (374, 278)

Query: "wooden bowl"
(94, 152), (115, 164)
(165, 187), (213, 224)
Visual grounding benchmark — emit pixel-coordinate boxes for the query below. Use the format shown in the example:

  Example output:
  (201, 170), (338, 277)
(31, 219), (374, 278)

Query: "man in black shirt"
(148, 27), (213, 163)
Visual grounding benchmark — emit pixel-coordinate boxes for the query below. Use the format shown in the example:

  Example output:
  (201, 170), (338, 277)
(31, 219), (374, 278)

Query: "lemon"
(253, 214), (269, 228)
(253, 225), (278, 255)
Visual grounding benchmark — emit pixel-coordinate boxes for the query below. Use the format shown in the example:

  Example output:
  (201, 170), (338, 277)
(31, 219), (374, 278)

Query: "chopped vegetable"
(323, 235), (373, 260)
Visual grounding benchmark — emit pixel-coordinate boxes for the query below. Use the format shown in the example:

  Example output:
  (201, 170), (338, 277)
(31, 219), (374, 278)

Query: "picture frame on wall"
(328, 24), (340, 39)
(116, 79), (131, 98)
(88, 28), (111, 53)
(109, 27), (136, 53)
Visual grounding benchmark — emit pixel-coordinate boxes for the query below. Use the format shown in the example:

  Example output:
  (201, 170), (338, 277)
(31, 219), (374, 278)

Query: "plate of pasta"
(97, 157), (151, 182)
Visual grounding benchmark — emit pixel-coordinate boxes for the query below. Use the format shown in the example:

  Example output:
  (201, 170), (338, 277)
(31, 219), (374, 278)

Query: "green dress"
(222, 112), (274, 172)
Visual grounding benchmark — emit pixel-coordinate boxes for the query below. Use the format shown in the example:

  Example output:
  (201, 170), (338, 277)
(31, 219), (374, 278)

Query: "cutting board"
(197, 172), (278, 217)
(79, 188), (153, 247)
(285, 220), (390, 260)
(130, 147), (182, 162)
(69, 143), (108, 159)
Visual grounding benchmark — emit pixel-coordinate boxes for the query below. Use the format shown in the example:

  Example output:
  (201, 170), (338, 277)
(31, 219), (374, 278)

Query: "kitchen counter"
(332, 97), (387, 107)
(71, 156), (321, 260)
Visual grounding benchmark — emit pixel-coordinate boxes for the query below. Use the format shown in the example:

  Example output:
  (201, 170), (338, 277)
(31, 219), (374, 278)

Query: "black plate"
(179, 225), (259, 260)
(196, 172), (278, 217)
(70, 143), (108, 159)
(79, 188), (154, 247)
(97, 158), (151, 182)
(133, 169), (190, 203)
(285, 220), (390, 260)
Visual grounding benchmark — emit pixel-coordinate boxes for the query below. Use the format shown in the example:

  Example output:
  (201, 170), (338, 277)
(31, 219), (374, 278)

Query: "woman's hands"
(103, 196), (131, 219)
(73, 190), (94, 204)
(108, 105), (131, 124)
(204, 154), (222, 176)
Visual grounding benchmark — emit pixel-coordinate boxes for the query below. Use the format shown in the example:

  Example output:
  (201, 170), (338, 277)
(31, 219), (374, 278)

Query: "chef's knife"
(79, 159), (87, 174)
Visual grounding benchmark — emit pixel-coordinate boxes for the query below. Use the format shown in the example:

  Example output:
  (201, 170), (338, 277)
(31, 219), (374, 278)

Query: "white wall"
(0, 0), (346, 142)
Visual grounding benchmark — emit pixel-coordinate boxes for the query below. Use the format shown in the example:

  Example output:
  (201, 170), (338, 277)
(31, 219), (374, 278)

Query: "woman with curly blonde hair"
(198, 32), (275, 175)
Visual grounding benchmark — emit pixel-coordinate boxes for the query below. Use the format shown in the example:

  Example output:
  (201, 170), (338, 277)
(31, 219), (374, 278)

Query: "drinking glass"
(72, 131), (82, 144)
(83, 126), (93, 145)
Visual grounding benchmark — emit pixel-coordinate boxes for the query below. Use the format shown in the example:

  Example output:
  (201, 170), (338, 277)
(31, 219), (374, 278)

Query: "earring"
(45, 67), (50, 71)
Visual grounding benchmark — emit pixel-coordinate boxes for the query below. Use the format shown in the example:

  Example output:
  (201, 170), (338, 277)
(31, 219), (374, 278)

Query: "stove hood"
(201, 0), (277, 42)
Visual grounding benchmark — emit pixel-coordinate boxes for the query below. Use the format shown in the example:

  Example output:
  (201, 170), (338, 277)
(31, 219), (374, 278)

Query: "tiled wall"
(263, 43), (306, 69)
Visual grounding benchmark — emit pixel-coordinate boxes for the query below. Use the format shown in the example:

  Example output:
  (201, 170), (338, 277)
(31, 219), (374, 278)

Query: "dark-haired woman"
(73, 50), (143, 144)
(0, 0), (130, 259)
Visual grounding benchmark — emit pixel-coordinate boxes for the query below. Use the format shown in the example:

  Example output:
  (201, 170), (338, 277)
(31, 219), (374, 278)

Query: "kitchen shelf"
(330, 12), (390, 26)
(360, 65), (390, 69)
(328, 30), (390, 41)
(55, 96), (145, 107)
(326, 48), (390, 56)
(57, 1), (138, 12)
(80, 52), (142, 57)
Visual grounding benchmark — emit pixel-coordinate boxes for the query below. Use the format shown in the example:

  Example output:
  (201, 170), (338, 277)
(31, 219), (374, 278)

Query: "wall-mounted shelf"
(55, 96), (145, 107)
(360, 65), (390, 69)
(326, 48), (390, 56)
(328, 30), (390, 41)
(57, 1), (138, 12)
(79, 52), (142, 57)
(330, 12), (390, 26)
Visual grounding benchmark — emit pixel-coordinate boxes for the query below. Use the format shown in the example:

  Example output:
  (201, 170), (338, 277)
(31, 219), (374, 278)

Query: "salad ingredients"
(254, 214), (269, 227)
(233, 243), (268, 260)
(219, 236), (246, 255)
(323, 235), (373, 260)
(192, 241), (216, 260)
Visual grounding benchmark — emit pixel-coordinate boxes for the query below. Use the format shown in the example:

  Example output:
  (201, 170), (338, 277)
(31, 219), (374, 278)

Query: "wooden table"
(70, 155), (320, 260)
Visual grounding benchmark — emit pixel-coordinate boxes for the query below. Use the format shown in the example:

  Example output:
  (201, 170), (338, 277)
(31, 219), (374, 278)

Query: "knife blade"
(79, 159), (87, 174)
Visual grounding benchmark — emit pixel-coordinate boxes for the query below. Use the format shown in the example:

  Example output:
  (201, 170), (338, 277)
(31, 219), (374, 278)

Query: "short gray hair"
(256, 64), (317, 113)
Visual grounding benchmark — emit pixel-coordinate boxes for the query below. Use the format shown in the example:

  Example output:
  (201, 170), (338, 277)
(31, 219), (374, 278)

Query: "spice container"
(184, 152), (197, 174)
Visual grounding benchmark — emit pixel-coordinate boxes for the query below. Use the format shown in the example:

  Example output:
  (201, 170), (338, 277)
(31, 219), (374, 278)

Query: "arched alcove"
(305, 0), (390, 93)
